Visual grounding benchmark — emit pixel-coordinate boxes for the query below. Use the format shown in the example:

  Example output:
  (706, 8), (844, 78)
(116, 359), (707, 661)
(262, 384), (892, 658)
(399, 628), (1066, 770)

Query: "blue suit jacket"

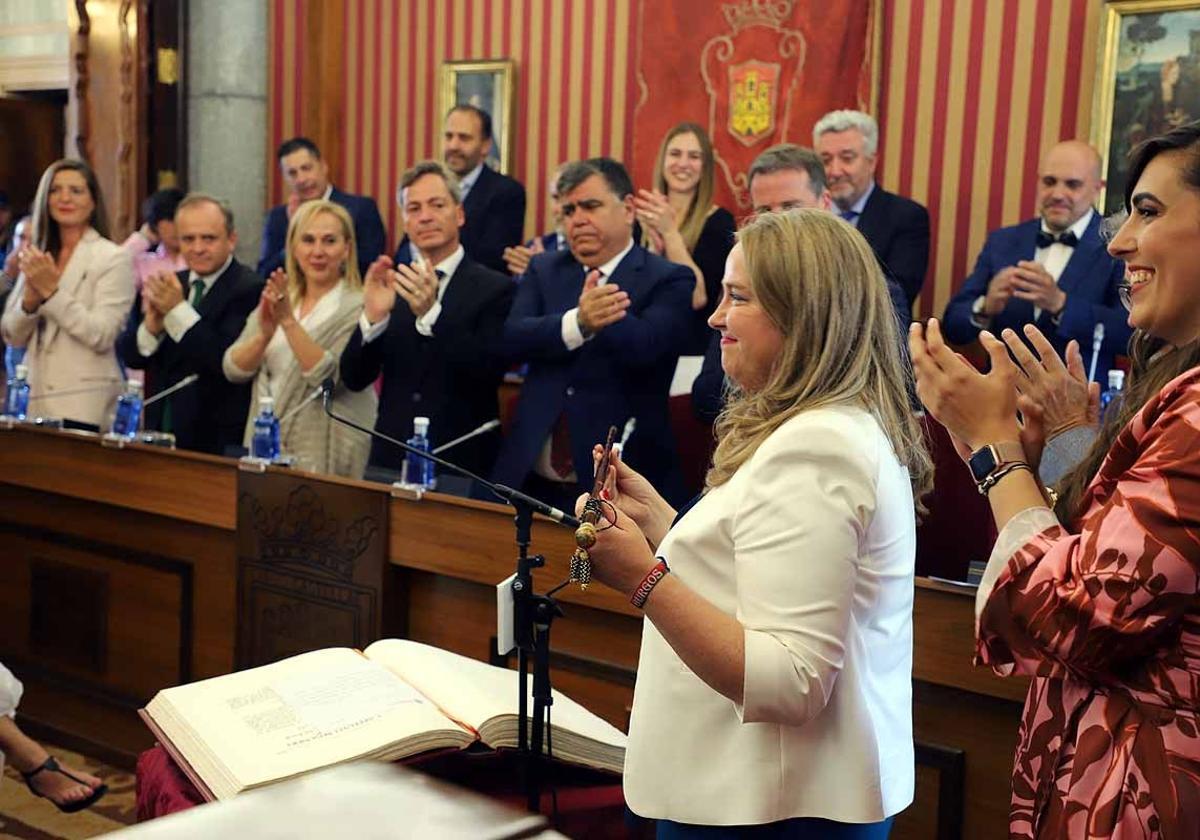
(257, 187), (386, 277)
(942, 214), (1131, 378)
(395, 165), (526, 274)
(492, 243), (693, 504)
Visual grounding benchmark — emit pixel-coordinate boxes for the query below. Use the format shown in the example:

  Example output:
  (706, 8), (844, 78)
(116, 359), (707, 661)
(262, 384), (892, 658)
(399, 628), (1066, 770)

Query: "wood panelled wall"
(269, 0), (637, 249)
(269, 0), (1103, 317)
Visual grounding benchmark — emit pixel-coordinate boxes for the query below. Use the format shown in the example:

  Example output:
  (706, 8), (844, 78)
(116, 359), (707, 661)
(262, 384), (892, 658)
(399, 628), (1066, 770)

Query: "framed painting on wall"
(439, 59), (516, 175)
(1094, 0), (1200, 214)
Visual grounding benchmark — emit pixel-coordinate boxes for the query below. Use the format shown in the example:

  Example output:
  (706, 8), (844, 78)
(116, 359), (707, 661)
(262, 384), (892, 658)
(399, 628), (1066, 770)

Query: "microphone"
(27, 378), (124, 402)
(1088, 322), (1104, 384)
(143, 373), (199, 407)
(319, 378), (579, 527)
(432, 419), (500, 455)
(279, 383), (324, 424)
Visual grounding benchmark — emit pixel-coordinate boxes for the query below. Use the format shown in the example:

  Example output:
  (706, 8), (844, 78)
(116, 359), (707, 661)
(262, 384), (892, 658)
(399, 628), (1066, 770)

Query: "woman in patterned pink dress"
(909, 124), (1200, 839)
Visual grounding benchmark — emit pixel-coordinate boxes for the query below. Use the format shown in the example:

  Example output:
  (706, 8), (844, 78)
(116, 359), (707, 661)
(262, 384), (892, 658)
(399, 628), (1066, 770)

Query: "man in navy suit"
(340, 161), (514, 478)
(815, 110), (930, 309)
(395, 107), (526, 274)
(257, 137), (386, 277)
(118, 194), (263, 455)
(943, 140), (1131, 378)
(493, 158), (693, 508)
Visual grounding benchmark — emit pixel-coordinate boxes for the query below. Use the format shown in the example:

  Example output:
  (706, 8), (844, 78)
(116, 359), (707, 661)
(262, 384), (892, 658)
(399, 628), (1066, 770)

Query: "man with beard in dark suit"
(118, 194), (263, 455)
(341, 160), (514, 479)
(395, 106), (526, 274)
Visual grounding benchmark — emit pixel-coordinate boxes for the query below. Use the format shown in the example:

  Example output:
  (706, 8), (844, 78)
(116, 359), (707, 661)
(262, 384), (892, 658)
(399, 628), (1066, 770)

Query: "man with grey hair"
(341, 160), (515, 479)
(692, 143), (910, 421)
(494, 157), (693, 507)
(118, 193), (263, 455)
(814, 109), (930, 307)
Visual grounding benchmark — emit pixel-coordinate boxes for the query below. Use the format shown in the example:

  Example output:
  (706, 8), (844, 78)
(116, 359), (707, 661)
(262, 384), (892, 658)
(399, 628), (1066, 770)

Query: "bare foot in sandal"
(0, 717), (106, 812)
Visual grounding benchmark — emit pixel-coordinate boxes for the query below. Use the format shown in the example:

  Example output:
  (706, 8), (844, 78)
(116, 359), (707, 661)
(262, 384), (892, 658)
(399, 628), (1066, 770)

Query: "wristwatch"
(968, 441), (1026, 484)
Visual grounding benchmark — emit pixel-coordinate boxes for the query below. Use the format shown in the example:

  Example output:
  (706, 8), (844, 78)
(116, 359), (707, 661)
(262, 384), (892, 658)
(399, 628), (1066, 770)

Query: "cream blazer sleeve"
(1, 275), (38, 347)
(37, 239), (135, 353)
(732, 411), (879, 727)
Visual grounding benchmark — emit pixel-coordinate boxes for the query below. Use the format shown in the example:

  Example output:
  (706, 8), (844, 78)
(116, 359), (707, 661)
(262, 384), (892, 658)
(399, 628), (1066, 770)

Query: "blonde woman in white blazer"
(223, 200), (375, 477)
(581, 210), (933, 839)
(1, 160), (134, 428)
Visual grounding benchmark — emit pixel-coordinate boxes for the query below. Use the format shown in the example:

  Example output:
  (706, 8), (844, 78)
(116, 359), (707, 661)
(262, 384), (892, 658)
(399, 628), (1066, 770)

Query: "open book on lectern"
(140, 638), (626, 801)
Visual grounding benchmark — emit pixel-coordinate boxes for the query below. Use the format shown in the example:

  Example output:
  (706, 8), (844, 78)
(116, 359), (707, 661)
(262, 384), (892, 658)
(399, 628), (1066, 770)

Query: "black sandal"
(21, 756), (108, 813)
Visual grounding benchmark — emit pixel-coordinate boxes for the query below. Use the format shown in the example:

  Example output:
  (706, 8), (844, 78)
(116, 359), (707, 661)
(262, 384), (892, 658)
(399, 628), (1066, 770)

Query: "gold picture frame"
(439, 59), (517, 175)
(1092, 0), (1200, 214)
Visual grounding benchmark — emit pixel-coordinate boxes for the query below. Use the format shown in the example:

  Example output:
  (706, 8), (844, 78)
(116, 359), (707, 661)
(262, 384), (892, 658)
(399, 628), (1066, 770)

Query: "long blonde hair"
(646, 122), (716, 252)
(706, 209), (932, 505)
(283, 200), (362, 302)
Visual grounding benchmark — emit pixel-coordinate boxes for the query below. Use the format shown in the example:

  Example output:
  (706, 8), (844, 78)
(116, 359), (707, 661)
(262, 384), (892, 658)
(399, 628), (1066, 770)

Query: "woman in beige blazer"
(582, 210), (933, 838)
(223, 200), (375, 478)
(1, 160), (134, 428)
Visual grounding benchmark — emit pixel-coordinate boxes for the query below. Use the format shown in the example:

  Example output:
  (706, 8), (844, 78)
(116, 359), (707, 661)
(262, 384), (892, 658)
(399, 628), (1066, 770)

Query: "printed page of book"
(364, 639), (625, 771)
(146, 647), (475, 799)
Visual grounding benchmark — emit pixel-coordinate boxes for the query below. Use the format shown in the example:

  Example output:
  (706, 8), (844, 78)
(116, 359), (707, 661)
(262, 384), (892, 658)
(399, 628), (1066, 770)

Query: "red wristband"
(630, 558), (670, 609)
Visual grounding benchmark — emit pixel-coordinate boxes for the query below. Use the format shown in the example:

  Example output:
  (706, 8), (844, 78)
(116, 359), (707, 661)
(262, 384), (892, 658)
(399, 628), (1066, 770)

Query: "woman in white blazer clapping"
(582, 209), (932, 839)
(1, 160), (134, 428)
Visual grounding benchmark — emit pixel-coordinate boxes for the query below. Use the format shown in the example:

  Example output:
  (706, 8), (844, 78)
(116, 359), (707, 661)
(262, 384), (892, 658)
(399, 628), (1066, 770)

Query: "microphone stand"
(320, 383), (576, 813)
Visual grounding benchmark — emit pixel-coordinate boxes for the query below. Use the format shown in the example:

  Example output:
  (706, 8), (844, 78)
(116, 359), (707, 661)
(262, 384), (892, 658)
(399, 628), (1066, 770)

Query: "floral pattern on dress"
(977, 367), (1200, 839)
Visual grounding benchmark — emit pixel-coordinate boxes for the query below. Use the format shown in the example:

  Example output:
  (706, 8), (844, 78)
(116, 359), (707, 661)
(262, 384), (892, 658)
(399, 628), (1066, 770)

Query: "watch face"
(969, 447), (997, 482)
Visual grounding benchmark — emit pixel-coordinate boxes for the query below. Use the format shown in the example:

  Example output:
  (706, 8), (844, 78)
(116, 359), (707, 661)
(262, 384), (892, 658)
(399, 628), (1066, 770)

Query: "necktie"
(840, 210), (859, 224)
(190, 278), (205, 308)
(549, 414), (573, 480)
(1035, 230), (1079, 249)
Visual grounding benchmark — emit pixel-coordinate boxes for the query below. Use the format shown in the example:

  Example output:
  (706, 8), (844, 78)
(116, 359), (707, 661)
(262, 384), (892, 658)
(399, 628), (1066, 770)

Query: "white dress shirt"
(559, 238), (635, 350)
(136, 255), (234, 357)
(1031, 208), (1092, 320)
(359, 245), (465, 343)
(624, 404), (917, 825)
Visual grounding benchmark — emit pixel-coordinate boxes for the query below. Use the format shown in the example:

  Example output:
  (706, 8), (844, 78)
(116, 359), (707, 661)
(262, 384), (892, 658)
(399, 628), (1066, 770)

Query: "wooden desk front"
(0, 426), (1024, 838)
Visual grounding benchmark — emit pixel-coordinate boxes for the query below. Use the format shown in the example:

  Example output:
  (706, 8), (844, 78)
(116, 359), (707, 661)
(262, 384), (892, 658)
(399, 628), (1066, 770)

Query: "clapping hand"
(258, 269), (291, 335)
(18, 247), (60, 303)
(632, 189), (679, 239)
(1012, 260), (1066, 314)
(909, 319), (1022, 453)
(394, 258), (439, 318)
(362, 255), (398, 324)
(503, 236), (545, 276)
(1000, 324), (1100, 470)
(576, 269), (629, 335)
(143, 270), (184, 315)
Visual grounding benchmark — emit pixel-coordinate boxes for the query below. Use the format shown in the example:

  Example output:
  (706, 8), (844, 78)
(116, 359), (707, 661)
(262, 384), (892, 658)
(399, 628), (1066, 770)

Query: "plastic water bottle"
(111, 380), (143, 437)
(1100, 369), (1125, 422)
(401, 416), (436, 489)
(251, 396), (281, 461)
(4, 363), (30, 420)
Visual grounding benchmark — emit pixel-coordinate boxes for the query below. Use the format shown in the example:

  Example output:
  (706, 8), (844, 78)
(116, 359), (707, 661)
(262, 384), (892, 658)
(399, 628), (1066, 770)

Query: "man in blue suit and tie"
(257, 137), (386, 277)
(493, 158), (693, 508)
(942, 140), (1131, 379)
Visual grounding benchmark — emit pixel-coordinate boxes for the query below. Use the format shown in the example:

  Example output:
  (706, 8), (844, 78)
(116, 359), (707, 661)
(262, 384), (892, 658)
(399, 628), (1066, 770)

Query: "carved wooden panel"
(236, 472), (390, 668)
(0, 523), (190, 703)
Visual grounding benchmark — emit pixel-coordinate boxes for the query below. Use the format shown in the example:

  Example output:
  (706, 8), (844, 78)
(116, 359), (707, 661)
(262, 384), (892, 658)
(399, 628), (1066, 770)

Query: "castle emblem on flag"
(729, 60), (779, 145)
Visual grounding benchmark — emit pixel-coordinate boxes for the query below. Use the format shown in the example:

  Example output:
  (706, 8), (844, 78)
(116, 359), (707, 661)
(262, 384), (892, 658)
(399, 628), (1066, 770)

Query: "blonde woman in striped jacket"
(223, 200), (375, 477)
